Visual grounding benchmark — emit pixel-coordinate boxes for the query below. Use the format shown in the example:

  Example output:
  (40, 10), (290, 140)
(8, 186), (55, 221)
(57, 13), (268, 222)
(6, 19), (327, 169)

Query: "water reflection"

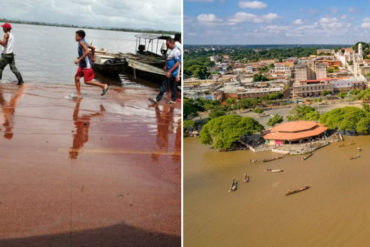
(69, 98), (105, 159)
(152, 104), (175, 162)
(173, 118), (181, 162)
(0, 85), (25, 139)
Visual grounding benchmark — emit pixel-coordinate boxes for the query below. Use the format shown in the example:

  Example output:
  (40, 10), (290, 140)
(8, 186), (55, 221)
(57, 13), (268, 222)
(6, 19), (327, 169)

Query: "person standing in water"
(74, 30), (109, 98)
(0, 23), (24, 85)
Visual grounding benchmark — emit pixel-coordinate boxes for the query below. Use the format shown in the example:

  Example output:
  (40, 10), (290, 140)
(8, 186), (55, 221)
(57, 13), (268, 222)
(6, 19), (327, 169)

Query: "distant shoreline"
(0, 18), (179, 35)
(185, 44), (351, 49)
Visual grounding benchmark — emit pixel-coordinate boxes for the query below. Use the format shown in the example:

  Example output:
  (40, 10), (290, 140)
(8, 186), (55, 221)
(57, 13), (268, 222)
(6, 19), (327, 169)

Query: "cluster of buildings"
(185, 44), (369, 101)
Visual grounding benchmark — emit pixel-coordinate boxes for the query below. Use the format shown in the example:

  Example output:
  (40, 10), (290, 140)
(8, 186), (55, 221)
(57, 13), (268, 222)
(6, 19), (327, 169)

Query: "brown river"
(184, 136), (370, 247)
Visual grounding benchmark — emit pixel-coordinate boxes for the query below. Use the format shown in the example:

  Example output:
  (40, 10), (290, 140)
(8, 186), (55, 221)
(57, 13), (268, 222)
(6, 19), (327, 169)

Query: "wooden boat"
(228, 179), (238, 192)
(94, 50), (128, 76)
(93, 33), (181, 83)
(263, 156), (284, 163)
(302, 153), (313, 161)
(265, 167), (284, 173)
(350, 154), (360, 160)
(249, 159), (258, 163)
(243, 173), (249, 183)
(286, 185), (310, 196)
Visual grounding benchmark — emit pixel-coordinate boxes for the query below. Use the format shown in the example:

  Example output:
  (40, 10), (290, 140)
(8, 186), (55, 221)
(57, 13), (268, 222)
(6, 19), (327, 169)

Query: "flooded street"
(0, 83), (181, 246)
(184, 136), (370, 247)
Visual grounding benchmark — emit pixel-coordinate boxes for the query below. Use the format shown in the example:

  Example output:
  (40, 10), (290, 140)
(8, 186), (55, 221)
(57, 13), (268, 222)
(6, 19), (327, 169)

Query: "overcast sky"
(0, 0), (181, 31)
(185, 0), (370, 44)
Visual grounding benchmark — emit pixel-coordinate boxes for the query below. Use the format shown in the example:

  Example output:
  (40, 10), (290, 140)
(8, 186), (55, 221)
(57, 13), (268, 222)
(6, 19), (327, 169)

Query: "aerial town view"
(184, 0), (370, 247)
(0, 0), (181, 246)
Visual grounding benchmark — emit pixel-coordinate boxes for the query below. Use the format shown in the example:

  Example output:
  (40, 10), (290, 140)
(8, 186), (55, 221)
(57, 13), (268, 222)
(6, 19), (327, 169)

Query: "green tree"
(183, 98), (199, 119)
(267, 114), (283, 126)
(362, 103), (370, 112)
(254, 108), (264, 114)
(287, 105), (317, 121)
(321, 90), (331, 96)
(199, 115), (264, 150)
(338, 91), (347, 99)
(209, 108), (226, 119)
(319, 107), (370, 133)
(183, 120), (195, 133)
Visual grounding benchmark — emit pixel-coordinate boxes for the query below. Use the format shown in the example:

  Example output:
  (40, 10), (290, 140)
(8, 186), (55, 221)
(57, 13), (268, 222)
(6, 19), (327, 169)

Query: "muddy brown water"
(184, 136), (370, 247)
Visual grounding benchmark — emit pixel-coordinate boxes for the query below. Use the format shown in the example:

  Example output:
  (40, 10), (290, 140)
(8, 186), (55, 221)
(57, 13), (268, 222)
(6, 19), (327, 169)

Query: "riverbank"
(0, 83), (181, 246)
(184, 136), (370, 247)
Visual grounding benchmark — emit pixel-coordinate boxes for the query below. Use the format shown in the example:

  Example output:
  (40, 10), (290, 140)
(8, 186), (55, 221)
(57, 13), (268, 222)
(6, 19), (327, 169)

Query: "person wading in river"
(74, 30), (109, 98)
(149, 38), (181, 104)
(0, 23), (24, 85)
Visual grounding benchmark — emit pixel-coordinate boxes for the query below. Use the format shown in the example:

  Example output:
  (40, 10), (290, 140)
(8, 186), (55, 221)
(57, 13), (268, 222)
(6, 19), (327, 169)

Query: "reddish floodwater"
(184, 136), (370, 247)
(0, 83), (181, 246)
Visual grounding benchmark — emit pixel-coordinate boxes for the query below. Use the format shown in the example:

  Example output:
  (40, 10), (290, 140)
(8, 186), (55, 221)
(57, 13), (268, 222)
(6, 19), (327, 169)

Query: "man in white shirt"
(0, 23), (24, 85)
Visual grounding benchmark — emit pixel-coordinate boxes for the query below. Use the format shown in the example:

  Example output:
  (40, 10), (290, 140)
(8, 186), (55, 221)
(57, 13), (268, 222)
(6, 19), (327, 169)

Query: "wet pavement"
(0, 83), (181, 247)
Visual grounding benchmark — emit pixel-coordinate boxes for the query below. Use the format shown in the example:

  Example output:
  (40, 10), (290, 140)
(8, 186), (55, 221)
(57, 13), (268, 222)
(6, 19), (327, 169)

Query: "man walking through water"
(0, 23), (24, 85)
(74, 30), (109, 98)
(149, 38), (181, 104)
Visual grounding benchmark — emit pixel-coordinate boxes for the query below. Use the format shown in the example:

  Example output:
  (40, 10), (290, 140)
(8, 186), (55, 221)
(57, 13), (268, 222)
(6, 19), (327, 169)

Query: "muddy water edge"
(184, 136), (370, 247)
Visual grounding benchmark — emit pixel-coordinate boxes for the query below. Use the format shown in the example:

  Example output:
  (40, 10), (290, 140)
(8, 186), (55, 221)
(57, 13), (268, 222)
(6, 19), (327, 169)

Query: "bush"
(267, 114), (283, 126)
(254, 108), (264, 114)
(287, 105), (317, 121)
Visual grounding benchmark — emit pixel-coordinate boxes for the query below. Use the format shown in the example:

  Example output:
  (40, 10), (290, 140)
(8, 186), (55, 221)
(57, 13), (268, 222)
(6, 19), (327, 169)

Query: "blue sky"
(184, 0), (370, 44)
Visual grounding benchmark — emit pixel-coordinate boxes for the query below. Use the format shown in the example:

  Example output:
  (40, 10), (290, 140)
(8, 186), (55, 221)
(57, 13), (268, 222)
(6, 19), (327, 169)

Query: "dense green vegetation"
(267, 114), (283, 126)
(184, 120), (195, 131)
(286, 105), (370, 134)
(320, 107), (370, 134)
(253, 74), (269, 82)
(199, 115), (264, 150)
(351, 88), (370, 101)
(287, 105), (320, 121)
(254, 108), (264, 114)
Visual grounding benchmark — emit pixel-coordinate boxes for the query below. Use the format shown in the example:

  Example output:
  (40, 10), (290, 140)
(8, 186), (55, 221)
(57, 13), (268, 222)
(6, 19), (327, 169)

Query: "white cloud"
(238, 1), (267, 9)
(293, 19), (303, 25)
(319, 17), (351, 30)
(361, 17), (370, 28)
(228, 12), (278, 24)
(197, 14), (223, 25)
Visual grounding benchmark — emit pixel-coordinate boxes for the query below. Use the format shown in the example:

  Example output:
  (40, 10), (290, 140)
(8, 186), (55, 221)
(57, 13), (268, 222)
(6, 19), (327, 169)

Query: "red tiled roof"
(271, 121), (317, 132)
(264, 121), (327, 141)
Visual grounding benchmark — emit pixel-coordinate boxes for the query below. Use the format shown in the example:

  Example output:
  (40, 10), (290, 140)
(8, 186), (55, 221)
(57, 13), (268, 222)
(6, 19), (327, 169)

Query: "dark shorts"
(76, 67), (94, 82)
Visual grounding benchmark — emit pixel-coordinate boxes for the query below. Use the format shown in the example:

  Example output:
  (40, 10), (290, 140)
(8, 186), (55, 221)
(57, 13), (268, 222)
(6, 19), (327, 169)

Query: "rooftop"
(264, 121), (327, 141)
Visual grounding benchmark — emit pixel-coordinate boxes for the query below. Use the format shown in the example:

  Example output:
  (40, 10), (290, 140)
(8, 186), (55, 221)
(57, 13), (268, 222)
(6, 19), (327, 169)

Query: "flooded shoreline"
(0, 83), (181, 246)
(184, 136), (370, 247)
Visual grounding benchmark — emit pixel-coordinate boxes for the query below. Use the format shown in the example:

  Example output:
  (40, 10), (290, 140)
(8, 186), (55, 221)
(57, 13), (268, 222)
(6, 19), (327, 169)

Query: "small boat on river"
(350, 154), (360, 160)
(302, 153), (313, 161)
(265, 167), (284, 173)
(286, 185), (310, 196)
(263, 156), (284, 163)
(243, 173), (250, 183)
(228, 179), (238, 192)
